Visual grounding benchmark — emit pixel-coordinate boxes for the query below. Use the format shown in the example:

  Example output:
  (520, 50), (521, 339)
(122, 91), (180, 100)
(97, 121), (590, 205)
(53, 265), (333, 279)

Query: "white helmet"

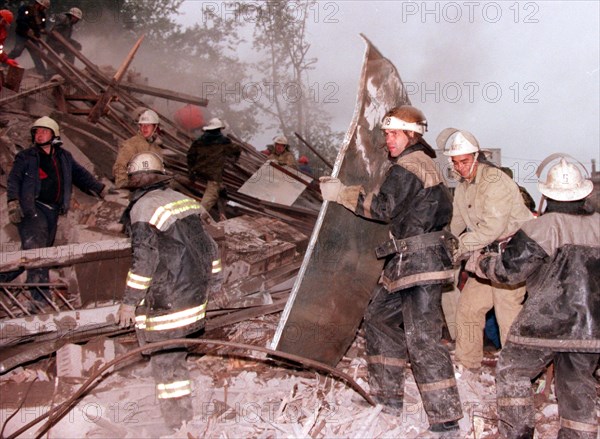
(138, 109), (159, 125)
(537, 156), (593, 202)
(36, 0), (50, 8)
(203, 117), (225, 131)
(68, 7), (83, 20)
(32, 116), (60, 137)
(273, 135), (288, 145)
(381, 105), (428, 135)
(438, 129), (480, 156)
(127, 152), (165, 176)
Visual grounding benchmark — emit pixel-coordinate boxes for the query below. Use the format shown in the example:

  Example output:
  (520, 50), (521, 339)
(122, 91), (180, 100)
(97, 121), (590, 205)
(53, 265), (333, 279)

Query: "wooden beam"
(0, 80), (63, 106)
(88, 35), (145, 124)
(0, 239), (131, 272)
(117, 82), (208, 107)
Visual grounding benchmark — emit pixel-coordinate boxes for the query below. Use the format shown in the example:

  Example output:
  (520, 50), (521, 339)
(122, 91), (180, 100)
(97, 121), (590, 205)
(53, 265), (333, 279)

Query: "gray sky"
(178, 1), (599, 202)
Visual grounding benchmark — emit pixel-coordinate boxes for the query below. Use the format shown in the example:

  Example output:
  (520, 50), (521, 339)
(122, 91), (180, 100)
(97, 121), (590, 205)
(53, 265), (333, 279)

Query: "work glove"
(8, 200), (23, 224)
(116, 303), (136, 328)
(6, 59), (19, 68)
(319, 176), (343, 202)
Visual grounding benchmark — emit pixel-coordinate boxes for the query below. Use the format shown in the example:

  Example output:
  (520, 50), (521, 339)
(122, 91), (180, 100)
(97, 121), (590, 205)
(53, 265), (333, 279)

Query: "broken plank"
(0, 239), (131, 272)
(117, 81), (208, 107)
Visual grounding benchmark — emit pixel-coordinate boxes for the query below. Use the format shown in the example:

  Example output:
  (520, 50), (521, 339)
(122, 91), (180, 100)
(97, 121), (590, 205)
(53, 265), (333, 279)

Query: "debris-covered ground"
(2, 310), (593, 438)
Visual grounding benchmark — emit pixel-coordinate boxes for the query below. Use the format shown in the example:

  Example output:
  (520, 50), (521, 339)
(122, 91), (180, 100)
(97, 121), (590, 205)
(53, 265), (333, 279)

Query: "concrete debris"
(56, 338), (116, 379)
(0, 316), (573, 438)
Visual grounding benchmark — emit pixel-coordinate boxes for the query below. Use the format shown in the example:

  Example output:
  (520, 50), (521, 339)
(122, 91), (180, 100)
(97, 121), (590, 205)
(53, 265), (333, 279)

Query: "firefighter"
(5, 116), (106, 301)
(269, 135), (297, 168)
(319, 106), (463, 435)
(473, 154), (599, 439)
(186, 117), (240, 220)
(116, 152), (221, 430)
(440, 129), (533, 370)
(7, 0), (50, 78)
(1, 9), (19, 68)
(47, 7), (83, 64)
(113, 109), (163, 189)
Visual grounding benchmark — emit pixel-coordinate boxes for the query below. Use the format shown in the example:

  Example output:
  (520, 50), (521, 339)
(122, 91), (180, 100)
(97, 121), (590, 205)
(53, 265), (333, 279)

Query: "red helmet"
(298, 155), (309, 164)
(0, 9), (14, 25)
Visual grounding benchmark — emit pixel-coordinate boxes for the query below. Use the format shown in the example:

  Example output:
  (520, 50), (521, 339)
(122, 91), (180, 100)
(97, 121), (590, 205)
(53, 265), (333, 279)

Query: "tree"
(235, 0), (342, 163)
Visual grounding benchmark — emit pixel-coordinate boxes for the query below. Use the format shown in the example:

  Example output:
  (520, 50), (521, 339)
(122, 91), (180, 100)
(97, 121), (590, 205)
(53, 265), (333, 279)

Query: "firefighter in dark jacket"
(116, 152), (221, 430)
(6, 116), (106, 300)
(47, 7), (82, 64)
(187, 117), (240, 220)
(320, 106), (463, 435)
(474, 155), (599, 439)
(7, 0), (50, 78)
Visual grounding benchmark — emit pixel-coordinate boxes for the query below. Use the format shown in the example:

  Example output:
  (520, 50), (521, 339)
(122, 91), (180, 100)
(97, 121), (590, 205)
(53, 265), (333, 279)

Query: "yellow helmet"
(31, 116), (60, 137)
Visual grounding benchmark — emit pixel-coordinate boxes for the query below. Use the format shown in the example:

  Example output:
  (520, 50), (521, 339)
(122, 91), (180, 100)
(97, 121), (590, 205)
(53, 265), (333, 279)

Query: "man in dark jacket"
(6, 116), (106, 301)
(320, 106), (463, 435)
(7, 0), (50, 78)
(116, 152), (221, 431)
(187, 117), (240, 220)
(475, 155), (599, 439)
(47, 7), (82, 64)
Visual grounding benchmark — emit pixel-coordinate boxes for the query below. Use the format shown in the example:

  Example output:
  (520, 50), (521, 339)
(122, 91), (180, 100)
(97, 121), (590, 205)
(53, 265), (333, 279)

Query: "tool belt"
(375, 230), (457, 259)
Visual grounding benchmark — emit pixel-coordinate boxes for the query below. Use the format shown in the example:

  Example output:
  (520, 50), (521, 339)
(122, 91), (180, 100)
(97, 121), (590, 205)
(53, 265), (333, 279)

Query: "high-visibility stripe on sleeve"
(212, 258), (222, 274)
(149, 198), (202, 231)
(156, 380), (192, 399)
(135, 314), (146, 330)
(145, 302), (207, 331)
(126, 271), (152, 290)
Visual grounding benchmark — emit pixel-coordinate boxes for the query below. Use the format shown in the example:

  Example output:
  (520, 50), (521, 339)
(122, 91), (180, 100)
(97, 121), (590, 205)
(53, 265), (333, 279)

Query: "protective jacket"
(479, 210), (600, 352)
(123, 185), (219, 342)
(113, 134), (163, 188)
(7, 144), (104, 216)
(1, 22), (9, 64)
(14, 4), (46, 39)
(48, 13), (81, 50)
(343, 143), (455, 292)
(272, 149), (297, 169)
(187, 130), (240, 182)
(451, 162), (533, 257)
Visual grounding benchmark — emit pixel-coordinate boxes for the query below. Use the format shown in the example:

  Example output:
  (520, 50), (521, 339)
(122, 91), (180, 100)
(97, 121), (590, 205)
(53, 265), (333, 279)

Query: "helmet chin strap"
(467, 152), (479, 179)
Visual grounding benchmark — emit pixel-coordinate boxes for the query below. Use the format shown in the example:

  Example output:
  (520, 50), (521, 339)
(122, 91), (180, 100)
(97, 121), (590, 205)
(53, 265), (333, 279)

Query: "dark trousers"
(17, 202), (59, 301)
(364, 284), (463, 423)
(150, 349), (193, 429)
(497, 343), (599, 439)
(7, 34), (47, 77)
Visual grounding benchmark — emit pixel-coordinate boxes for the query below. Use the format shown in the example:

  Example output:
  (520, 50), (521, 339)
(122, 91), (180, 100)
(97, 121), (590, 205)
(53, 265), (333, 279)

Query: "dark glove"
(8, 200), (23, 224)
(116, 304), (136, 328)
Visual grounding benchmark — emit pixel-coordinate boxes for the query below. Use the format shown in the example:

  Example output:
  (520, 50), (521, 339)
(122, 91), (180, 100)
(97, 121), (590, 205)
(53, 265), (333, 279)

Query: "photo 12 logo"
(200, 1), (341, 24)
(405, 81), (540, 104)
(400, 1), (540, 24)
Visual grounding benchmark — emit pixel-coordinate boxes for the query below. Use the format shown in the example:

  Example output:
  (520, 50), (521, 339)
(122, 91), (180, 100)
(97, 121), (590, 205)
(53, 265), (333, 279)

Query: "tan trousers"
(455, 276), (526, 369)
(200, 180), (221, 213)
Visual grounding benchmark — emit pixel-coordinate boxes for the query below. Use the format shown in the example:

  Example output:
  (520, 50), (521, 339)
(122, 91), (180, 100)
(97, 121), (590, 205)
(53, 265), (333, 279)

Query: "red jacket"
(0, 23), (8, 64)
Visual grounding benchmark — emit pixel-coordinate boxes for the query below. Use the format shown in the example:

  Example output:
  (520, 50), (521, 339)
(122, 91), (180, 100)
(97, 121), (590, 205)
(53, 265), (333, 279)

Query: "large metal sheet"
(238, 162), (312, 206)
(272, 35), (411, 366)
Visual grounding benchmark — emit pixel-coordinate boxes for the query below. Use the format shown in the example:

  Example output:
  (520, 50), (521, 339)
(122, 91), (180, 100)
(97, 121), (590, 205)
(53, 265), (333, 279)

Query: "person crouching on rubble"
(116, 152), (222, 431)
(6, 116), (107, 303)
(319, 106), (463, 436)
(472, 154), (599, 439)
(113, 109), (164, 189)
